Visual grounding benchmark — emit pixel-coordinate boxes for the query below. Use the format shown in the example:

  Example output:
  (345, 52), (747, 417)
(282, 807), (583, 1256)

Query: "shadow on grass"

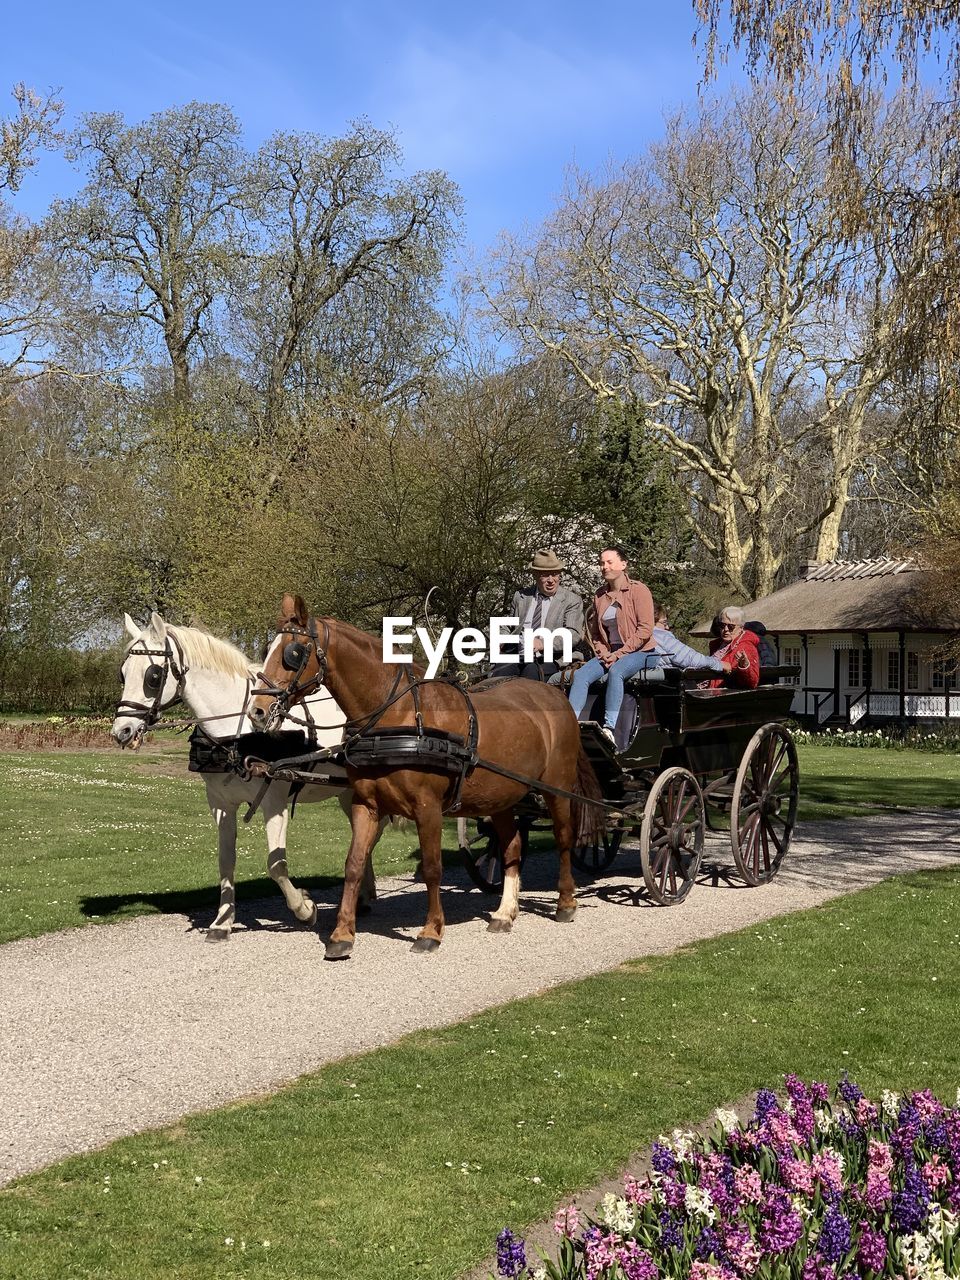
(803, 770), (959, 811)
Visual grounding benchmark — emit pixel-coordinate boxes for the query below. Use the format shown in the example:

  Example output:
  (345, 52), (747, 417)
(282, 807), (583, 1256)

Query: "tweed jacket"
(510, 583), (585, 654)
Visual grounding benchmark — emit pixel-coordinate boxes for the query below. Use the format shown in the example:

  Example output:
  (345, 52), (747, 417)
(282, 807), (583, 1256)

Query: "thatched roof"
(692, 558), (959, 636)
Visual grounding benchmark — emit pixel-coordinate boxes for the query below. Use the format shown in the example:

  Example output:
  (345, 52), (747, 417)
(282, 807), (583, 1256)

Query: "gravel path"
(2, 808), (958, 1186)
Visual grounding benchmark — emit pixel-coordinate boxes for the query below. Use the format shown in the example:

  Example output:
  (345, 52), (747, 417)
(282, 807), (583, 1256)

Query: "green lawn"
(1, 865), (958, 1279)
(0, 742), (958, 945)
(796, 742), (960, 819)
(0, 749), (423, 945)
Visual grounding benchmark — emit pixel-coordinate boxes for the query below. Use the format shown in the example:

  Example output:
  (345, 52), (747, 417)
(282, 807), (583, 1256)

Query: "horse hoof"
(487, 917), (513, 933)
(206, 927), (230, 943)
(411, 937), (440, 953)
(298, 901), (318, 927)
(325, 940), (354, 961)
(555, 908), (577, 924)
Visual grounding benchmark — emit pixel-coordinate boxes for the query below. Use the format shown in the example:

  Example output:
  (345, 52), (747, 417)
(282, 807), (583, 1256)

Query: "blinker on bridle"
(117, 634), (189, 727)
(258, 617), (328, 719)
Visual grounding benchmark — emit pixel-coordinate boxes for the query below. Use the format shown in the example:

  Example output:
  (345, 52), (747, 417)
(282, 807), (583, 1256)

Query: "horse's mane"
(165, 623), (258, 680)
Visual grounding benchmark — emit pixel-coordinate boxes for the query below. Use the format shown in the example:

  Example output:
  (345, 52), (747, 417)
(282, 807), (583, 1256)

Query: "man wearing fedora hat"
(489, 549), (585, 681)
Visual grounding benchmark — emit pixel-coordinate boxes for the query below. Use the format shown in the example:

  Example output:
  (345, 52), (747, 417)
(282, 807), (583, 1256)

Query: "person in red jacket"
(705, 606), (760, 689)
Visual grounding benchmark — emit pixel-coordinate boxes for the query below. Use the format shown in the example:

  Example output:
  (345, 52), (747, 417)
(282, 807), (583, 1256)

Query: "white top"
(602, 602), (621, 646)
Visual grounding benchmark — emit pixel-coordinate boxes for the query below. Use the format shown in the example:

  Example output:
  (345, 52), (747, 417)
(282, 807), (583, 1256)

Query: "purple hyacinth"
(651, 1142), (676, 1174)
(926, 1119), (949, 1150)
(817, 1205), (852, 1265)
(838, 1072), (864, 1106)
(694, 1227), (723, 1261)
(496, 1228), (526, 1278)
(857, 1224), (887, 1273)
(810, 1081), (830, 1105)
(893, 1162), (930, 1234)
(837, 1112), (863, 1141)
(893, 1101), (922, 1158)
(658, 1210), (683, 1251)
(754, 1089), (779, 1123)
(785, 1074), (815, 1141)
(759, 1188), (804, 1254)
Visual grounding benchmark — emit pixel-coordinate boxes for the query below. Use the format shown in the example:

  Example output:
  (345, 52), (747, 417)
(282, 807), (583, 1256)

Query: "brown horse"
(249, 595), (603, 958)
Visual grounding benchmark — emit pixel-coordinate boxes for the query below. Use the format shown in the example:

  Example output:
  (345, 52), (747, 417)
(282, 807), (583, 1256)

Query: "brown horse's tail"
(571, 742), (605, 846)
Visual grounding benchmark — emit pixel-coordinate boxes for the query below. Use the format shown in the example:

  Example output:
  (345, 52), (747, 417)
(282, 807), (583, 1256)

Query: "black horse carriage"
(458, 663), (801, 905)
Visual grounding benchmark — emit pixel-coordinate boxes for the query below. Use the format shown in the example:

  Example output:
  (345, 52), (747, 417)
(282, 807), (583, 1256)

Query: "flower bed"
(0, 715), (116, 750)
(494, 1077), (960, 1279)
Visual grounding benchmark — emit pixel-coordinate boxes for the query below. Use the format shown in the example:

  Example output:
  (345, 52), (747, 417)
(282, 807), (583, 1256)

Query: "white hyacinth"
(814, 1108), (835, 1134)
(715, 1107), (739, 1133)
(671, 1129), (696, 1162)
(792, 1195), (814, 1221)
(600, 1193), (636, 1235)
(882, 1089), (901, 1119)
(899, 1232), (934, 1269)
(926, 1203), (959, 1247)
(684, 1184), (715, 1223)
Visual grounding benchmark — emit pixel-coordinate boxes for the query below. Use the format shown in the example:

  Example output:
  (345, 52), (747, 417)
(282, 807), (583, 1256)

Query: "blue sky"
(2, 1), (739, 258)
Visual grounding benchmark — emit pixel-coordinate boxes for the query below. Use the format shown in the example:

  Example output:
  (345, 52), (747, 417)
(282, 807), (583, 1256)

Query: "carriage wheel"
(459, 818), (529, 895)
(730, 723), (799, 885)
(640, 767), (705, 905)
(571, 828), (623, 876)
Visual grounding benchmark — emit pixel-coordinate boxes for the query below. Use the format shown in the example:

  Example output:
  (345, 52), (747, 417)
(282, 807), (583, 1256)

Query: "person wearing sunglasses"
(704, 606), (760, 689)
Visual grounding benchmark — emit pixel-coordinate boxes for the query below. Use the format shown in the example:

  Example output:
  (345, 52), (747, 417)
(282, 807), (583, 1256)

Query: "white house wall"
(772, 632), (958, 721)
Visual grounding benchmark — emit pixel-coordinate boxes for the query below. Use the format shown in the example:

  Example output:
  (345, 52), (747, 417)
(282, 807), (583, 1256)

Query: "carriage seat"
(759, 664), (801, 685)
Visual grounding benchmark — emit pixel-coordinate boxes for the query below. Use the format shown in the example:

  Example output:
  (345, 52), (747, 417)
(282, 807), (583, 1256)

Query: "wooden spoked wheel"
(459, 818), (529, 895)
(572, 828), (623, 876)
(640, 767), (705, 905)
(730, 723), (799, 885)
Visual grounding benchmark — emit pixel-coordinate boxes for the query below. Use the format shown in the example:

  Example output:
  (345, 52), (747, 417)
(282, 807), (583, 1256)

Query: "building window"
(887, 650), (901, 691)
(847, 649), (862, 687)
(907, 652), (919, 689)
(932, 660), (955, 690)
(782, 645), (801, 685)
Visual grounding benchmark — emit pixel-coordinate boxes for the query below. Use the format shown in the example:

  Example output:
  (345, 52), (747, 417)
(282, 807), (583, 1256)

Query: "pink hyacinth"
(765, 1110), (802, 1155)
(623, 1175), (654, 1208)
(734, 1166), (763, 1204)
(912, 1089), (946, 1122)
(855, 1097), (879, 1127)
(865, 1140), (893, 1210)
(554, 1205), (581, 1237)
(811, 1151), (844, 1197)
(924, 1154), (950, 1190)
(780, 1157), (815, 1195)
(689, 1263), (732, 1280)
(584, 1231), (620, 1280)
(721, 1222), (762, 1275)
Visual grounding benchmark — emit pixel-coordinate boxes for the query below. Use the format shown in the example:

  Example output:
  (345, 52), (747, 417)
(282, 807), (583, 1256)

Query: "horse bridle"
(256, 617), (330, 728)
(117, 634), (190, 729)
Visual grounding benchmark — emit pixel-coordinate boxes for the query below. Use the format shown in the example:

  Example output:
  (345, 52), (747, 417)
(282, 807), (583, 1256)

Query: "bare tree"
(51, 102), (244, 407)
(237, 121), (460, 428)
(484, 85), (917, 596)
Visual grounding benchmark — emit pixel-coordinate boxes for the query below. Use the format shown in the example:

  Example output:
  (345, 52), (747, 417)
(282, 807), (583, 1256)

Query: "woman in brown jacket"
(567, 545), (660, 746)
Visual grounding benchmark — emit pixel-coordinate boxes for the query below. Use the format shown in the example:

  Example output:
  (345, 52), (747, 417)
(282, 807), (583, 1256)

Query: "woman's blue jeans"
(568, 651), (662, 728)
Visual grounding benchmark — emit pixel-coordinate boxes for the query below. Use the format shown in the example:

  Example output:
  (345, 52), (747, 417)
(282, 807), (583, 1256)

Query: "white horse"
(111, 612), (381, 942)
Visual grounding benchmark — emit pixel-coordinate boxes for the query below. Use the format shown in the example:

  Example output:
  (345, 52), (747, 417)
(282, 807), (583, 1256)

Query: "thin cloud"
(377, 28), (690, 172)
